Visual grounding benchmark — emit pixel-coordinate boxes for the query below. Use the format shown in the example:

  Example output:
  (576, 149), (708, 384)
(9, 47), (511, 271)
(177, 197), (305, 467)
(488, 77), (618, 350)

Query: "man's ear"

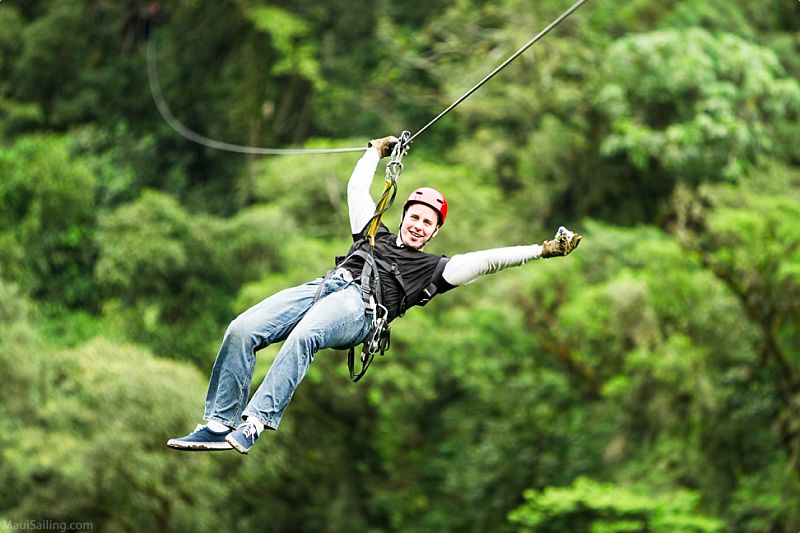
(430, 226), (440, 239)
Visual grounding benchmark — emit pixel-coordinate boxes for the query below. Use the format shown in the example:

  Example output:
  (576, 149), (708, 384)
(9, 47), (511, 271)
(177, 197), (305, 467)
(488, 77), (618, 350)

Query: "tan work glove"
(368, 136), (399, 159)
(542, 226), (582, 258)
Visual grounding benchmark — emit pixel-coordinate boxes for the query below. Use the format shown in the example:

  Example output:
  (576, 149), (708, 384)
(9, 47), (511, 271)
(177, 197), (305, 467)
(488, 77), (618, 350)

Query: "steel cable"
(147, 0), (589, 155)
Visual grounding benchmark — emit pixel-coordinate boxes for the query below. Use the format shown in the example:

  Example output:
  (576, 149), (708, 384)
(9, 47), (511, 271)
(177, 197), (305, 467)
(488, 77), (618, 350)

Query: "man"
(167, 136), (581, 454)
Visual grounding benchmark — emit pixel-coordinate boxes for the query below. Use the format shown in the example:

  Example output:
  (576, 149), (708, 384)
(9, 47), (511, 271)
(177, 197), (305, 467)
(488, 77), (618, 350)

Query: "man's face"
(400, 203), (440, 249)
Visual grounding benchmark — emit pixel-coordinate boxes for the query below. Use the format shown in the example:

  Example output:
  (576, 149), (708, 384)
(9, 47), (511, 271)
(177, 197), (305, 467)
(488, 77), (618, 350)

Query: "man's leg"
(202, 279), (327, 428)
(242, 282), (370, 431)
(168, 279), (326, 450)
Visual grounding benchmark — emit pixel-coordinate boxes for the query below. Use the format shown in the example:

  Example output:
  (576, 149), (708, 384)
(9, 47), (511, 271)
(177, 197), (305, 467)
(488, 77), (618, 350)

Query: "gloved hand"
(542, 226), (582, 258)
(368, 136), (399, 159)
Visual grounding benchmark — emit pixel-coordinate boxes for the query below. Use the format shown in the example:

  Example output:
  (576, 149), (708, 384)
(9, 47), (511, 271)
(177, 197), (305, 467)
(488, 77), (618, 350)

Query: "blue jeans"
(203, 276), (371, 430)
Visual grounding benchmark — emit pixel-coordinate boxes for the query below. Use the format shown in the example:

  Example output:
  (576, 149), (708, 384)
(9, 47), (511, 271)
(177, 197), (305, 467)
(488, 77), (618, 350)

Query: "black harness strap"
(345, 249), (391, 382)
(315, 236), (416, 382)
(312, 268), (339, 303)
(351, 250), (382, 310)
(417, 257), (449, 307)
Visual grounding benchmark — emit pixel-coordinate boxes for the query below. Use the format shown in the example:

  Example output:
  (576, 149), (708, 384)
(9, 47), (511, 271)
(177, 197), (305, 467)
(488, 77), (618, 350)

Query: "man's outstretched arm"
(442, 227), (582, 286)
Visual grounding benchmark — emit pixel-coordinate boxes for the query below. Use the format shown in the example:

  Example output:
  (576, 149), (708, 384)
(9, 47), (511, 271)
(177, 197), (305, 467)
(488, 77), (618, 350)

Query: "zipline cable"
(146, 33), (364, 155)
(407, 0), (589, 144)
(365, 0), (588, 230)
(147, 0), (588, 155)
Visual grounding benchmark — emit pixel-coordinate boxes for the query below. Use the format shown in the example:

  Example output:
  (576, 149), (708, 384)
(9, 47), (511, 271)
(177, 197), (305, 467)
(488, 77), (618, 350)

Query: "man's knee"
(225, 315), (254, 343)
(285, 325), (324, 354)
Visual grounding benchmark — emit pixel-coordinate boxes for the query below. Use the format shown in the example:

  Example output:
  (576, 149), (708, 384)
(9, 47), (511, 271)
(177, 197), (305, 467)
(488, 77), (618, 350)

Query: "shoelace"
(241, 422), (262, 440)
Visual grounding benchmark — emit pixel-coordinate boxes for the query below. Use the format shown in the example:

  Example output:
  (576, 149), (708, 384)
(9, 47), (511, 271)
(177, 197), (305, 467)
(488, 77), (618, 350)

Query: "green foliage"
(0, 134), (99, 308)
(361, 299), (598, 532)
(95, 190), (292, 364)
(728, 458), (800, 532)
(659, 0), (753, 36)
(0, 292), (230, 531)
(2, 1), (800, 532)
(509, 476), (724, 532)
(251, 144), (359, 232)
(0, 5), (23, 78)
(3, 341), (213, 528)
(670, 181), (800, 530)
(244, 5), (325, 90)
(597, 28), (800, 183)
(507, 221), (799, 529)
(0, 3), (42, 138)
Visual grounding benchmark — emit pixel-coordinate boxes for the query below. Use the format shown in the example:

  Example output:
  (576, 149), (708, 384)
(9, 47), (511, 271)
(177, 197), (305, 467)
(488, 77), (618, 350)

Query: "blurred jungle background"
(1, 1), (799, 531)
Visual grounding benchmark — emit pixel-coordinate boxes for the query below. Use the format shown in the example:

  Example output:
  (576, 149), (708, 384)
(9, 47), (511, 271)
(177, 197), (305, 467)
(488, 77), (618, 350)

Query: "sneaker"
(167, 424), (233, 451)
(225, 421), (262, 455)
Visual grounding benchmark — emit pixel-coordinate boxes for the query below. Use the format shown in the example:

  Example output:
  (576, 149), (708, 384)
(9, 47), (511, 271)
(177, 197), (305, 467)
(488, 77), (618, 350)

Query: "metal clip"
(364, 304), (390, 356)
(384, 130), (411, 184)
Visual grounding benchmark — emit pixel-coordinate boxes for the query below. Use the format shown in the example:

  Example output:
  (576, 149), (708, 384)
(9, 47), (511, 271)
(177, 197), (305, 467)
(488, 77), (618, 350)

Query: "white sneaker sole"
(166, 438), (233, 451)
(225, 434), (250, 455)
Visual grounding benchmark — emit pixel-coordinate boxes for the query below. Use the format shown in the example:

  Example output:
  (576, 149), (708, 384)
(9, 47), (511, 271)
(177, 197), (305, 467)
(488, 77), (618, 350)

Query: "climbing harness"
(312, 134), (412, 381)
(315, 245), (407, 382)
(346, 250), (395, 382)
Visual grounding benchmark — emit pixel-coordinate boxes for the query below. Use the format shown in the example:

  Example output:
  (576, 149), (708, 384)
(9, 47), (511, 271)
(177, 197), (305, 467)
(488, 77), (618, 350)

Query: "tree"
(0, 134), (99, 309)
(671, 174), (800, 529)
(509, 476), (723, 532)
(94, 190), (295, 364)
(0, 281), (235, 531)
(592, 28), (800, 220)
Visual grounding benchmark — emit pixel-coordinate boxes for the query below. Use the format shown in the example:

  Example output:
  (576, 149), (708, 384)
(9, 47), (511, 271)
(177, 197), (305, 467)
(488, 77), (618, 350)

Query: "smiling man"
(401, 194), (441, 248)
(167, 135), (582, 455)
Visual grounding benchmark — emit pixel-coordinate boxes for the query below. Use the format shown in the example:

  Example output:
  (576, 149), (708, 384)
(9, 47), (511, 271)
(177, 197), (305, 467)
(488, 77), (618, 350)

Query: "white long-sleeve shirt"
(347, 148), (544, 287)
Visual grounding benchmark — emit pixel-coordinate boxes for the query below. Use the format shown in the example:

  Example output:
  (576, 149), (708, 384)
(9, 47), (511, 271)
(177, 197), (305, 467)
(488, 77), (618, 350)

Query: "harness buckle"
(363, 304), (391, 361)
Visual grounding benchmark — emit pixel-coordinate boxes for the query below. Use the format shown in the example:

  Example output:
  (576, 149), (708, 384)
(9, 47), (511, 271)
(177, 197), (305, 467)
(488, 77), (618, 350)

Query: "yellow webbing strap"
(366, 180), (396, 246)
(365, 131), (410, 246)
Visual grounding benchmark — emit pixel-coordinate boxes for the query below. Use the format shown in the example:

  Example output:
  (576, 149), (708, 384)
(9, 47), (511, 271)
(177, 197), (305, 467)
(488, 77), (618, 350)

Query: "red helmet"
(403, 187), (448, 226)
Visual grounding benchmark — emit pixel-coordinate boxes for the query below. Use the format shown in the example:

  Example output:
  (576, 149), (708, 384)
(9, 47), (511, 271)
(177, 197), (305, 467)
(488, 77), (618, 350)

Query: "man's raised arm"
(347, 136), (398, 234)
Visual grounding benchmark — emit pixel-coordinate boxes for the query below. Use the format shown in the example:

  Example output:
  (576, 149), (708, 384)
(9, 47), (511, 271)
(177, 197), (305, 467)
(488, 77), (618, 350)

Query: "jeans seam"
(236, 352), (255, 425)
(306, 303), (369, 348)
